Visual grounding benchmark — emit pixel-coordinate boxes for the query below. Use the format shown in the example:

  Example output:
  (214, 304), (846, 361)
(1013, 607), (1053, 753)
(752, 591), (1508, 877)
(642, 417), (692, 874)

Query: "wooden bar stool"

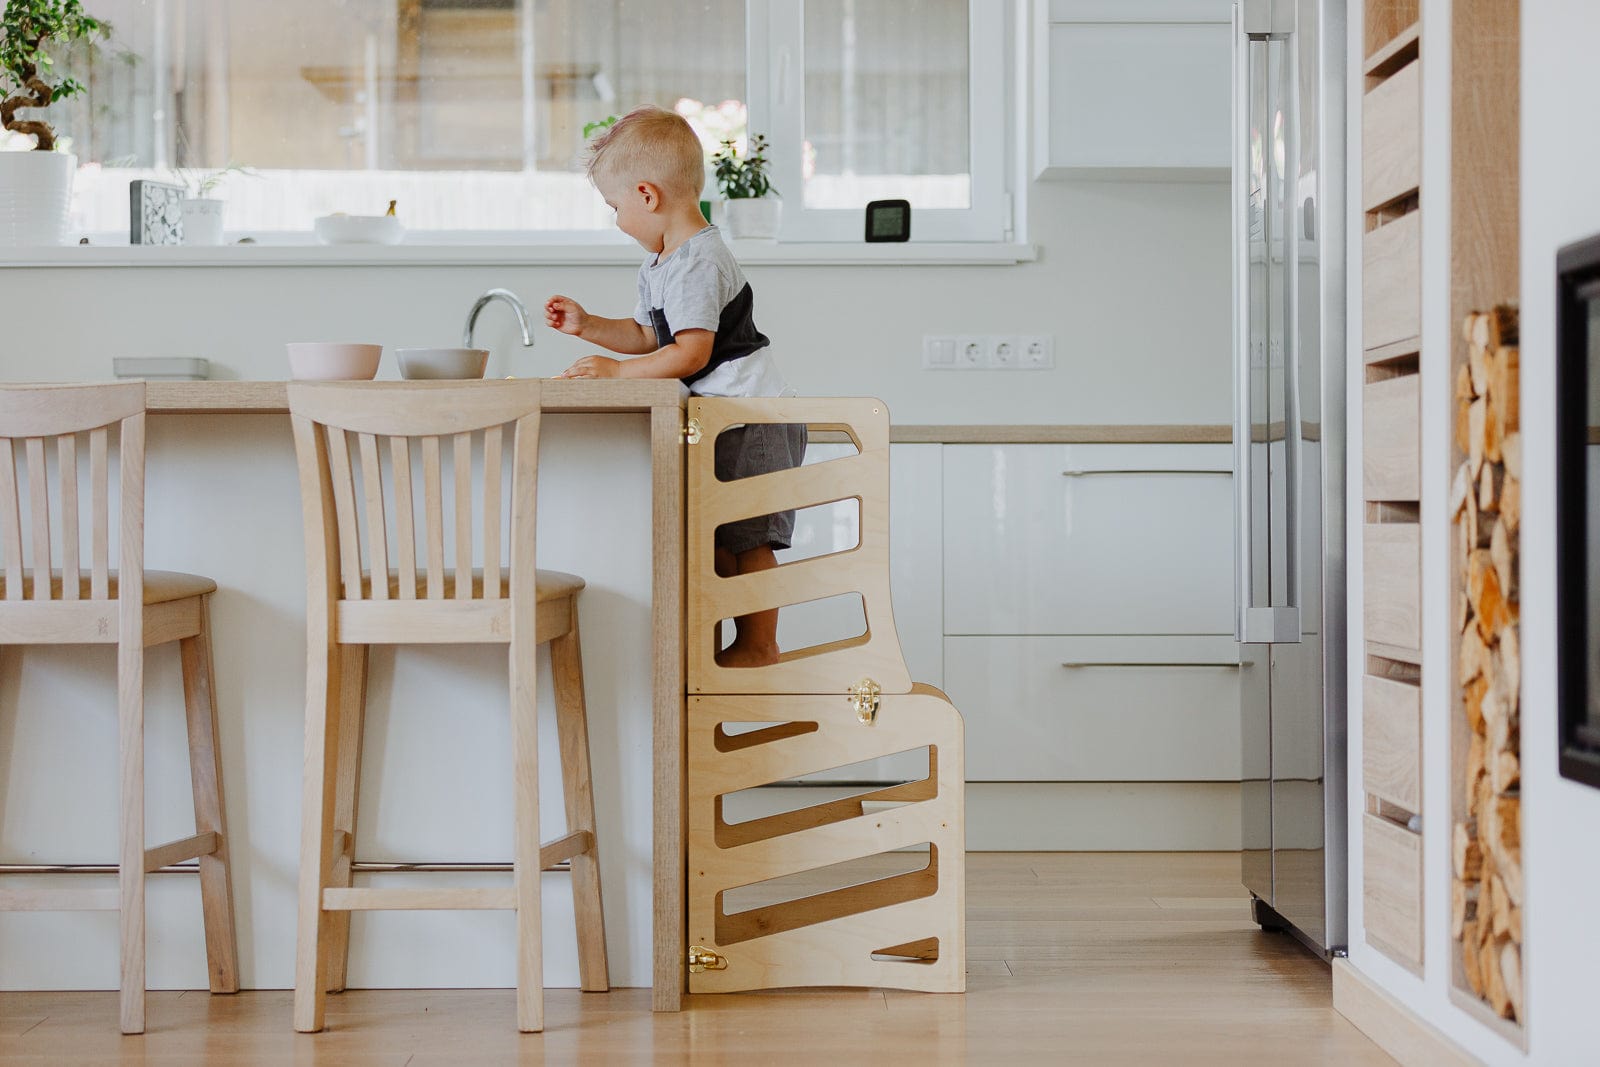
(0, 382), (240, 1034)
(287, 380), (608, 1034)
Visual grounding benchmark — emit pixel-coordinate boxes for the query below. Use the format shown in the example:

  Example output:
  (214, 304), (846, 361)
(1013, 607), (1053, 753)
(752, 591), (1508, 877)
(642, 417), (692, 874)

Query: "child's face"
(596, 174), (663, 252)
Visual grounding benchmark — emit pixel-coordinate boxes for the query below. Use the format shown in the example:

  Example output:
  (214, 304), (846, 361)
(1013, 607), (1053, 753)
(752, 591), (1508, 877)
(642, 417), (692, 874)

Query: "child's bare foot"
(716, 638), (780, 668)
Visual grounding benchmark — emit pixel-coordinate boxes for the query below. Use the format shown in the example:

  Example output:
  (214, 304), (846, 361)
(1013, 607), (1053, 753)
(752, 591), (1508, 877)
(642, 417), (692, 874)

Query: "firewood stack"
(1451, 305), (1522, 1022)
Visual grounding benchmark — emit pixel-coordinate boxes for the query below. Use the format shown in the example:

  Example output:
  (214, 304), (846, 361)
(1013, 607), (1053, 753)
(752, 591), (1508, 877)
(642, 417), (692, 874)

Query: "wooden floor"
(0, 853), (1390, 1065)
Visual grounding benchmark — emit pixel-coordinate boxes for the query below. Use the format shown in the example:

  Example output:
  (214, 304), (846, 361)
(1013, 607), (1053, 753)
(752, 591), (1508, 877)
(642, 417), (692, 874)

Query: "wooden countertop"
(143, 383), (1235, 443)
(145, 379), (684, 414)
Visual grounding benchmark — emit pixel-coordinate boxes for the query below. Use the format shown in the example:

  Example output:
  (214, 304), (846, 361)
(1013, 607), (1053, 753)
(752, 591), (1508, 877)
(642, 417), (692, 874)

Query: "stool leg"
(117, 631), (145, 1035)
(322, 643), (369, 994)
(179, 594), (240, 994)
(549, 599), (609, 992)
(508, 631), (543, 1032)
(293, 630), (343, 1033)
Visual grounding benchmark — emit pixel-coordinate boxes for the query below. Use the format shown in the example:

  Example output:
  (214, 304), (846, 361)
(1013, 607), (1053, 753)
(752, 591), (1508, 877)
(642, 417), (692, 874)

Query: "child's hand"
(559, 355), (622, 379)
(544, 295), (587, 336)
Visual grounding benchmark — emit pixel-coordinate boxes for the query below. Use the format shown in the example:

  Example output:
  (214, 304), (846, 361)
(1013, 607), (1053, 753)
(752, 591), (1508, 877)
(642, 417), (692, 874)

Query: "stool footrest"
(0, 887), (120, 911)
(324, 887), (516, 911)
(144, 831), (220, 873)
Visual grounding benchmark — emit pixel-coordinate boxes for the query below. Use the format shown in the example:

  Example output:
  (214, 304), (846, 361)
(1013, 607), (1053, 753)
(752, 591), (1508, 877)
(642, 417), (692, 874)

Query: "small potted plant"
(175, 159), (255, 246)
(0, 0), (106, 246)
(713, 134), (780, 241)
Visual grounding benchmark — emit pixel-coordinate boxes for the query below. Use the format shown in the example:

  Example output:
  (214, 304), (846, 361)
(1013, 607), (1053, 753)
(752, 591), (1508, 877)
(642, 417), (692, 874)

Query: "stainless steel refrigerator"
(1232, 0), (1348, 956)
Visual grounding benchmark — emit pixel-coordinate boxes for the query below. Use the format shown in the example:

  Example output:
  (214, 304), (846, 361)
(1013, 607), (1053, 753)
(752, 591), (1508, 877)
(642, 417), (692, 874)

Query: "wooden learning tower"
(683, 397), (966, 994)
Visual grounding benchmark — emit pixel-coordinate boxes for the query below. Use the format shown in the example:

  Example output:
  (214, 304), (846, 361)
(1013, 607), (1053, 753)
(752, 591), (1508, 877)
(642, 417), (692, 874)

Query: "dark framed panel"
(1556, 233), (1600, 789)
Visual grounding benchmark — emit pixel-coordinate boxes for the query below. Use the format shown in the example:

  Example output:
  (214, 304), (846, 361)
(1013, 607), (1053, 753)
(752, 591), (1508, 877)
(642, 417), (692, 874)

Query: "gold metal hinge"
(682, 417), (703, 444)
(688, 945), (727, 973)
(850, 677), (882, 725)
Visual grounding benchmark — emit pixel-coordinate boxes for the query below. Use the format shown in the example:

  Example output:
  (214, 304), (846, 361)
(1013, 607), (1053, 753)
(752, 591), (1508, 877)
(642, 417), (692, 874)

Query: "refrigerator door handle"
(1231, 0), (1252, 644)
(1235, 0), (1302, 645)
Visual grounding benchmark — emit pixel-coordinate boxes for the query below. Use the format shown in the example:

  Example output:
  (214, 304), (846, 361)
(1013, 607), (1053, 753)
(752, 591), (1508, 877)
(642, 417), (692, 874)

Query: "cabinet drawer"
(1363, 813), (1423, 968)
(944, 635), (1241, 781)
(1363, 211), (1421, 352)
(1363, 675), (1421, 813)
(1364, 523), (1421, 652)
(1362, 59), (1420, 211)
(943, 445), (1233, 635)
(1363, 375), (1420, 502)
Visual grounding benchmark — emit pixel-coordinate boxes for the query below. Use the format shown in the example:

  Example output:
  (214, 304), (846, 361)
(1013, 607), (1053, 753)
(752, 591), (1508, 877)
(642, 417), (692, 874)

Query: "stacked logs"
(1450, 305), (1522, 1022)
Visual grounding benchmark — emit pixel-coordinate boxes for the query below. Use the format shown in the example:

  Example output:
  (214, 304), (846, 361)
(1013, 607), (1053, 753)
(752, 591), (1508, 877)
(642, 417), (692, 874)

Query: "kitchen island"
(0, 379), (687, 1012)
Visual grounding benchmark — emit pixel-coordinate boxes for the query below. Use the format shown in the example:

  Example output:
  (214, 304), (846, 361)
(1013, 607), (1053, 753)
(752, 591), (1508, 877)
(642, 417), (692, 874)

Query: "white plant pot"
(0, 151), (76, 247)
(720, 196), (782, 241)
(181, 197), (225, 246)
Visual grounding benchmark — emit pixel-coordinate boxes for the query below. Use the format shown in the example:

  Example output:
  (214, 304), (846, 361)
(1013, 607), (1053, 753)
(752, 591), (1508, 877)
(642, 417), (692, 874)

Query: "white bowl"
(396, 347), (490, 380)
(286, 342), (382, 381)
(313, 214), (405, 245)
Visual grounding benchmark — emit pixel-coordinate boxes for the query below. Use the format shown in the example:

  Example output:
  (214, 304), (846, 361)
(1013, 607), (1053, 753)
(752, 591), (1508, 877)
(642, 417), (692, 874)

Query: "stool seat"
(354, 568), (585, 602)
(0, 569), (219, 604)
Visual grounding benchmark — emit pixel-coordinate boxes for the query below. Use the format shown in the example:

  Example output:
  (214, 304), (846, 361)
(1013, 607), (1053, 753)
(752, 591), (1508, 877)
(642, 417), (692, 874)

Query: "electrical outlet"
(1019, 334), (1055, 369)
(922, 335), (957, 369)
(955, 336), (987, 368)
(987, 335), (1019, 368)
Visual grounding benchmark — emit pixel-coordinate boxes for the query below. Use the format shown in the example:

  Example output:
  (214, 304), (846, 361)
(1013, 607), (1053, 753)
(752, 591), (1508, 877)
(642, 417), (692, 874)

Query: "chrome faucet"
(463, 288), (536, 350)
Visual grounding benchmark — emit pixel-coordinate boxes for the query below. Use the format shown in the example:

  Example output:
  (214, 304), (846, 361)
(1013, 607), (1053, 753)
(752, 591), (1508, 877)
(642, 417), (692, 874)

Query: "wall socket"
(922, 334), (1053, 370)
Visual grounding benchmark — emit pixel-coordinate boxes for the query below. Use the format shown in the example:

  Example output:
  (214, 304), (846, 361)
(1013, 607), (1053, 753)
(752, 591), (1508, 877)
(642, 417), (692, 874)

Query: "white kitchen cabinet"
(945, 634), (1242, 781)
(1034, 0), (1233, 180)
(942, 444), (1234, 636)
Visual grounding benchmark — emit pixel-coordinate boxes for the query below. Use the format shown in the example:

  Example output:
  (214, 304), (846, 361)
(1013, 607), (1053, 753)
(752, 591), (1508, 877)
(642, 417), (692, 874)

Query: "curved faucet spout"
(464, 288), (536, 349)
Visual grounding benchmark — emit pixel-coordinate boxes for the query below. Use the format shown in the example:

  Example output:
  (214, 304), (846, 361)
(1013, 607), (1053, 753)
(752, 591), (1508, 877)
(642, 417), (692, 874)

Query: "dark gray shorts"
(714, 422), (808, 555)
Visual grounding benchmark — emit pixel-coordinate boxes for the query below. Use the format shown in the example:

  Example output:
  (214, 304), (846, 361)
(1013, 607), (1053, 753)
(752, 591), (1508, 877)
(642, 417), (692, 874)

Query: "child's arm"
(559, 329), (713, 381)
(544, 294), (657, 355)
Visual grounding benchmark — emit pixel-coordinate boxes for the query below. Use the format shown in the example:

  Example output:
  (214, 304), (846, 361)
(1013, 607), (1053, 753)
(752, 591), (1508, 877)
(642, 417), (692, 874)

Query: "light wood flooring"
(0, 853), (1391, 1065)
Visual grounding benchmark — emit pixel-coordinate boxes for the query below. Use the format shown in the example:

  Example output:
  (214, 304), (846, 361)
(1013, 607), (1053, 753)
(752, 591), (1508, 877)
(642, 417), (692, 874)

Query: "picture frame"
(1556, 231), (1600, 789)
(129, 179), (186, 245)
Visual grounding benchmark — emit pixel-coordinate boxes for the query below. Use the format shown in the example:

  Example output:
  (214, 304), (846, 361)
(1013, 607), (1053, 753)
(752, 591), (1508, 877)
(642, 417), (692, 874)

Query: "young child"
(545, 105), (803, 669)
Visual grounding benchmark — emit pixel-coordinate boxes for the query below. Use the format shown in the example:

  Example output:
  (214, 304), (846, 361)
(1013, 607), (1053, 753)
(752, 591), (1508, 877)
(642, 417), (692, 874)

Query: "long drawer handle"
(1060, 469), (1232, 477)
(1061, 661), (1241, 669)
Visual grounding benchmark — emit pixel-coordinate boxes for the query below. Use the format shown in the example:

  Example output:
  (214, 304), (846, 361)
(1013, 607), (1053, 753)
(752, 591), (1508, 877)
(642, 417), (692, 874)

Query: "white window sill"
(0, 240), (1038, 269)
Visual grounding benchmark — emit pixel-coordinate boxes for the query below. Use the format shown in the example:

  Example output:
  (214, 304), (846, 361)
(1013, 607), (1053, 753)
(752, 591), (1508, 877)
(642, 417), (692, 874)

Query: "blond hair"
(586, 105), (705, 200)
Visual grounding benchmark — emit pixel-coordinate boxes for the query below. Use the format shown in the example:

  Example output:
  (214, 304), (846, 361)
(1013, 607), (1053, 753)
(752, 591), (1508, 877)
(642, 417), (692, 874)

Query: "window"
(22, 0), (1009, 242)
(752, 0), (1008, 241)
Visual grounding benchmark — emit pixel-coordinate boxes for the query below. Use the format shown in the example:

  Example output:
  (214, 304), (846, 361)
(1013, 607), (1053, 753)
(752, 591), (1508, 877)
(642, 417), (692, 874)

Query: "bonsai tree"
(1, 0), (106, 151)
(712, 134), (777, 199)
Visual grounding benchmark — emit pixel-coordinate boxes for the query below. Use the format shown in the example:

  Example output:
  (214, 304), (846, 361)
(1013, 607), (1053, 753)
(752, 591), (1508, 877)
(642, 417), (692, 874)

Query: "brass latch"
(683, 417), (703, 445)
(850, 678), (882, 725)
(688, 945), (727, 973)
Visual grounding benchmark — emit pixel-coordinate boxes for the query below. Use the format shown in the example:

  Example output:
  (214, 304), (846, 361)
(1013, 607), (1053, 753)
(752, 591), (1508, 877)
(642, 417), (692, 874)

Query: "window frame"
(746, 0), (1012, 243)
(58, 0), (1020, 251)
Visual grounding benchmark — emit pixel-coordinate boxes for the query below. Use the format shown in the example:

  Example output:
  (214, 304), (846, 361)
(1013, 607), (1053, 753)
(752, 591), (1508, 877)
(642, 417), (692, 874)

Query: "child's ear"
(638, 181), (663, 212)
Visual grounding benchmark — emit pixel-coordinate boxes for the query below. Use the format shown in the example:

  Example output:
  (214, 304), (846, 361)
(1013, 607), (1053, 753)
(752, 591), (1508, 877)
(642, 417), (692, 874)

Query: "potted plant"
(174, 159), (254, 246)
(0, 0), (105, 246)
(713, 134), (780, 241)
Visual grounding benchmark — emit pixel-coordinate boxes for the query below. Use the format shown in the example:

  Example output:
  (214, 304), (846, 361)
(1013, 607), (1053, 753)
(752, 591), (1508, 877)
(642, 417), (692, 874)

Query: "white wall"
(1345, 3), (1600, 1063)
(0, 180), (1229, 425)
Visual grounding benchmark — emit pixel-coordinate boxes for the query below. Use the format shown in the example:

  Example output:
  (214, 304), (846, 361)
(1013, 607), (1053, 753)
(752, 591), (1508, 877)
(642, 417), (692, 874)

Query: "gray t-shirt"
(634, 225), (772, 390)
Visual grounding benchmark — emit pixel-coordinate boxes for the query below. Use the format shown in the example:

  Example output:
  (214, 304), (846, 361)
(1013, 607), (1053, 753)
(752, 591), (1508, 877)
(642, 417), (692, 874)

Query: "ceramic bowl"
(313, 214), (405, 245)
(396, 347), (490, 380)
(286, 342), (382, 381)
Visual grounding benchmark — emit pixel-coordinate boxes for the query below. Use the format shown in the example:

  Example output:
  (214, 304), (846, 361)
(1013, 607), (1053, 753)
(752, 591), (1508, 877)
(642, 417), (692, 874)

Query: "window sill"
(0, 241), (1039, 269)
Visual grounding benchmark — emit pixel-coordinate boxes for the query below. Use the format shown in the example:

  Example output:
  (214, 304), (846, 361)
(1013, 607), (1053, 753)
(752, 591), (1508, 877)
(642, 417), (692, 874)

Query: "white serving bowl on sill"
(313, 214), (405, 245)
(396, 347), (490, 380)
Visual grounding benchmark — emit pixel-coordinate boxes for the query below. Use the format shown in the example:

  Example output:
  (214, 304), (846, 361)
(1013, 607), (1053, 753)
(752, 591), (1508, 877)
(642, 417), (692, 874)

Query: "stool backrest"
(0, 382), (145, 603)
(287, 380), (542, 607)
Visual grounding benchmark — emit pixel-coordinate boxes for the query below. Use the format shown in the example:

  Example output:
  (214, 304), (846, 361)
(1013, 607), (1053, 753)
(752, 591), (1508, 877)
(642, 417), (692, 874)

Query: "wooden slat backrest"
(287, 381), (541, 608)
(0, 382), (146, 605)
